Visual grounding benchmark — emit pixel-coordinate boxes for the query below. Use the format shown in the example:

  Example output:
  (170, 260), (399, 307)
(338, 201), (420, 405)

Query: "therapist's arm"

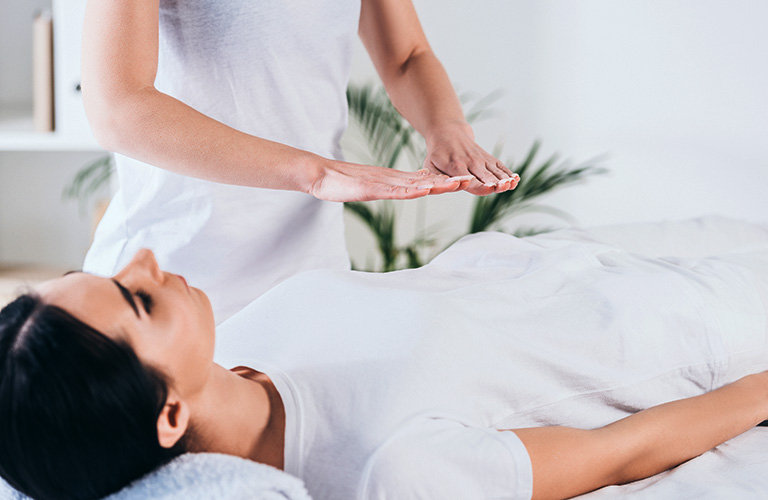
(81, 0), (463, 202)
(358, 0), (519, 196)
(509, 372), (768, 500)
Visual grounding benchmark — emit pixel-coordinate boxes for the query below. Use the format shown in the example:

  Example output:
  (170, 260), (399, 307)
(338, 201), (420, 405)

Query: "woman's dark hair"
(0, 293), (186, 500)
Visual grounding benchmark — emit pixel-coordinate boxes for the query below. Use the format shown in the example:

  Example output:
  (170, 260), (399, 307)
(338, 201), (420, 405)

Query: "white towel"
(0, 453), (312, 500)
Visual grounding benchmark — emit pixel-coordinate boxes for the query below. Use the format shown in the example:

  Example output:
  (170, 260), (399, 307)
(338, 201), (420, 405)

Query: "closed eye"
(136, 289), (154, 315)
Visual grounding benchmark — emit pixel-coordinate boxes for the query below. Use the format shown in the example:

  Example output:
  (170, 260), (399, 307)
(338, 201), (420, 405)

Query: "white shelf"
(0, 104), (103, 152)
(0, 0), (103, 153)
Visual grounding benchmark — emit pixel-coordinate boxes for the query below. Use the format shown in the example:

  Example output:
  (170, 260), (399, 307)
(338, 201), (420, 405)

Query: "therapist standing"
(81, 0), (519, 323)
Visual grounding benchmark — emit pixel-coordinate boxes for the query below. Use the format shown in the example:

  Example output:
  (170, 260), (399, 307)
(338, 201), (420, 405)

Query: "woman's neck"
(187, 363), (285, 469)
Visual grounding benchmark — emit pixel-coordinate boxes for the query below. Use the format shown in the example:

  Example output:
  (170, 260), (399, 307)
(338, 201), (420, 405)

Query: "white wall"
(345, 0), (768, 265)
(0, 152), (106, 269)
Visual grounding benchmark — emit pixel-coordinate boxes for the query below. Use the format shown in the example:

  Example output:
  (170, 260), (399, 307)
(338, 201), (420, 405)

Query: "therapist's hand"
(308, 159), (470, 202)
(424, 121), (519, 196)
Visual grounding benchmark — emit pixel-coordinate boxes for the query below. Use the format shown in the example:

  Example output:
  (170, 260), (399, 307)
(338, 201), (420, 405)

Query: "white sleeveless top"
(84, 0), (358, 323)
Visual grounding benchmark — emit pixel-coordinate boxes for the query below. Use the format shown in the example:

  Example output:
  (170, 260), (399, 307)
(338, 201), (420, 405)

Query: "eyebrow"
(63, 270), (141, 319)
(111, 279), (140, 318)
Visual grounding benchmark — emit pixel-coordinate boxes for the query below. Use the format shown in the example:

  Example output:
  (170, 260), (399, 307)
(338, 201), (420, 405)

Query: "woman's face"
(37, 249), (216, 399)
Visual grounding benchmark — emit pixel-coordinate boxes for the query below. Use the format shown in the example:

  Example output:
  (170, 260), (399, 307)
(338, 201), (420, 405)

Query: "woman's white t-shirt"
(84, 0), (358, 323)
(214, 220), (768, 500)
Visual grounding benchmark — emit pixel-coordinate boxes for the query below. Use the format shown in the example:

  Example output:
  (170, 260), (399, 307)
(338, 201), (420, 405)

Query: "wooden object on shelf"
(0, 0), (101, 151)
(33, 10), (55, 132)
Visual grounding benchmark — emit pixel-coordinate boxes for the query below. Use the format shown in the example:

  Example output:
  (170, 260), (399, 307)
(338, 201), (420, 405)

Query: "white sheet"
(549, 216), (768, 499)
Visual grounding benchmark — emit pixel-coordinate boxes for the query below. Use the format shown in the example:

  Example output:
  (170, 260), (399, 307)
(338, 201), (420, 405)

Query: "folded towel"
(0, 453), (311, 500)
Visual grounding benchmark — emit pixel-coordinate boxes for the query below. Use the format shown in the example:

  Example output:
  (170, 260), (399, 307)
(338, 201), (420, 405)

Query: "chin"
(192, 286), (211, 306)
(200, 291), (216, 328)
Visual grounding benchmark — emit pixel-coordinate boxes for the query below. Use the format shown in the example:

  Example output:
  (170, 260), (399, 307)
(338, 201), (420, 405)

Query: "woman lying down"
(1, 217), (768, 500)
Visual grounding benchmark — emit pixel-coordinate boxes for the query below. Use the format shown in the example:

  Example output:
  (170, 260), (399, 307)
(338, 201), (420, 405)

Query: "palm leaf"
(512, 226), (557, 238)
(468, 141), (607, 234)
(62, 154), (114, 213)
(345, 200), (438, 272)
(345, 201), (400, 272)
(63, 154), (113, 201)
(464, 88), (505, 124)
(346, 85), (417, 169)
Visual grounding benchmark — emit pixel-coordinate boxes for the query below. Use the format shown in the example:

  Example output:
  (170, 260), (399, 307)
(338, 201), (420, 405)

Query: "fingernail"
(445, 175), (474, 183)
(418, 184), (434, 190)
(484, 182), (497, 187)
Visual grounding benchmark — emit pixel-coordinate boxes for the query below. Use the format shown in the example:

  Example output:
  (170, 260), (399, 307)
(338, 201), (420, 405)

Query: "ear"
(156, 391), (190, 449)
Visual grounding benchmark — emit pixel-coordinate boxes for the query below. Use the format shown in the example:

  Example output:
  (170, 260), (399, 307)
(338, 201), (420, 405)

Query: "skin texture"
(35, 250), (768, 498)
(81, 0), (519, 201)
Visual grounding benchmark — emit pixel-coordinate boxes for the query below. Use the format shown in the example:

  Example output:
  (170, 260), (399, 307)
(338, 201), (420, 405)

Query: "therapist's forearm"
(81, 0), (324, 194)
(86, 86), (323, 193)
(380, 49), (474, 143)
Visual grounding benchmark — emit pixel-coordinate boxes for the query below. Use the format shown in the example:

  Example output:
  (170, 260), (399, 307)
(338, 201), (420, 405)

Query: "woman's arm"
(81, 0), (461, 202)
(358, 0), (519, 196)
(510, 372), (768, 500)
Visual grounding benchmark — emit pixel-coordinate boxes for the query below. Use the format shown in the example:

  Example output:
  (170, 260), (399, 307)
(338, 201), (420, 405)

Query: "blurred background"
(1, 0), (767, 281)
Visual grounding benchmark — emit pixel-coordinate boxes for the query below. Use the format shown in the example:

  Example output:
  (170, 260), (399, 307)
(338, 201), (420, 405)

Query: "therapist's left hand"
(424, 121), (519, 196)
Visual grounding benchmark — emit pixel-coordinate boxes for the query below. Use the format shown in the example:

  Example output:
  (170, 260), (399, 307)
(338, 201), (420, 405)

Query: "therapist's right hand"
(308, 160), (471, 202)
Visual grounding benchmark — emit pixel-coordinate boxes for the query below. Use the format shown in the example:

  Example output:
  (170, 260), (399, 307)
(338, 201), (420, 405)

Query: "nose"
(115, 249), (165, 284)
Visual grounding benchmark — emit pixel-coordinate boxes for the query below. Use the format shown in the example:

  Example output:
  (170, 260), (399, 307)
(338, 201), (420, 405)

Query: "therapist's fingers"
(464, 178), (497, 196)
(402, 168), (473, 195)
(364, 166), (466, 197)
(309, 161), (467, 202)
(460, 168), (520, 196)
(423, 125), (520, 191)
(496, 161), (518, 179)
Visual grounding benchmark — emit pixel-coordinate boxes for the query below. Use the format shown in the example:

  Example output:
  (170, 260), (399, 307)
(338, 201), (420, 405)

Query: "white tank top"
(84, 0), (358, 323)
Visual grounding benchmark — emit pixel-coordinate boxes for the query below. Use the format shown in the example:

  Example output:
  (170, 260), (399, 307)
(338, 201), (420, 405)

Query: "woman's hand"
(308, 159), (470, 202)
(424, 121), (519, 196)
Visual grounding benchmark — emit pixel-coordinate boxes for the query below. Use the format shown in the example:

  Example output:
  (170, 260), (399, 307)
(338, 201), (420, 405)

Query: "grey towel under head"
(0, 453), (312, 500)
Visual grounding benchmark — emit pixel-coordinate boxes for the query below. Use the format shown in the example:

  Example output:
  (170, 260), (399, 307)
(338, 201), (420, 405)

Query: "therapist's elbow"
(83, 85), (154, 153)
